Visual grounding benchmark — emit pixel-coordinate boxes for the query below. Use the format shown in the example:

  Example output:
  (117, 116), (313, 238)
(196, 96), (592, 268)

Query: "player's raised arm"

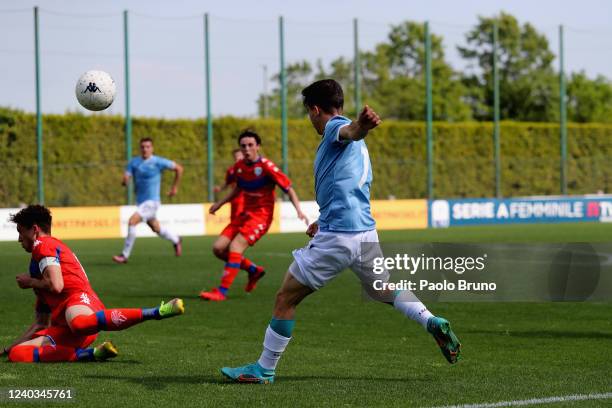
(168, 162), (184, 197)
(339, 105), (381, 141)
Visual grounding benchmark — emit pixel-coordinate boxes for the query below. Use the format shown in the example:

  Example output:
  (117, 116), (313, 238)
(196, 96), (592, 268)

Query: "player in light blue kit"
(113, 137), (184, 264)
(220, 79), (461, 384)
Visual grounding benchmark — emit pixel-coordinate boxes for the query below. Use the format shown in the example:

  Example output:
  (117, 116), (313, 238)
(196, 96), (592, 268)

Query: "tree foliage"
(257, 13), (612, 123)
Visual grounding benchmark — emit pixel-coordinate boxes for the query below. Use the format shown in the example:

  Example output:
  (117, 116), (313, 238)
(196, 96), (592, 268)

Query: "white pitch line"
(430, 392), (612, 408)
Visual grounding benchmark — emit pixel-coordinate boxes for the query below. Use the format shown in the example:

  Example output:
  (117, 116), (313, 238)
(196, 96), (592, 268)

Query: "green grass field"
(1, 223), (611, 407)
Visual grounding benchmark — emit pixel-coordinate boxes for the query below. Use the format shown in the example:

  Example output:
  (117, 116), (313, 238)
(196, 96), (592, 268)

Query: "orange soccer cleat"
(199, 288), (227, 302)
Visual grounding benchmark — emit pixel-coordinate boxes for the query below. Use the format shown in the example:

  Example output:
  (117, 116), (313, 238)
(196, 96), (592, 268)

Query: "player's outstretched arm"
(214, 182), (229, 194)
(121, 173), (131, 187)
(168, 163), (184, 197)
(2, 311), (50, 356)
(339, 105), (381, 141)
(287, 187), (309, 226)
(209, 185), (240, 214)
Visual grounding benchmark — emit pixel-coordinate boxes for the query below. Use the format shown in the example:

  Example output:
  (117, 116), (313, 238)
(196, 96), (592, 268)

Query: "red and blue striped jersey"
(232, 157), (291, 212)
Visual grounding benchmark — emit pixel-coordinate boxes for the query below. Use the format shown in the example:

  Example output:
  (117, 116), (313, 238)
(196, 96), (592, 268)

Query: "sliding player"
(2, 205), (184, 363)
(200, 130), (308, 301)
(220, 79), (461, 383)
(113, 137), (183, 264)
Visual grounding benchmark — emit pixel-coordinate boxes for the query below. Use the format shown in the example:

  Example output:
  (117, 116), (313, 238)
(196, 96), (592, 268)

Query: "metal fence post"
(204, 13), (214, 202)
(493, 22), (501, 198)
(123, 10), (133, 205)
(425, 21), (433, 200)
(34, 6), (44, 204)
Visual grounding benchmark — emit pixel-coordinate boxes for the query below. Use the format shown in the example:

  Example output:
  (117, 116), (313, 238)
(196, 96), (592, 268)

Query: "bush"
(1, 108), (610, 206)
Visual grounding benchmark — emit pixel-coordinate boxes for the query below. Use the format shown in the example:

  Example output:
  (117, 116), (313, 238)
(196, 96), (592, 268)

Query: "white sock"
(122, 225), (137, 258)
(393, 290), (434, 330)
(158, 227), (179, 244)
(257, 326), (291, 371)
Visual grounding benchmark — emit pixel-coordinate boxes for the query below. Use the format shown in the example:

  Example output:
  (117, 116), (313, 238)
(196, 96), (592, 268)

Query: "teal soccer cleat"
(427, 316), (461, 364)
(220, 362), (275, 384)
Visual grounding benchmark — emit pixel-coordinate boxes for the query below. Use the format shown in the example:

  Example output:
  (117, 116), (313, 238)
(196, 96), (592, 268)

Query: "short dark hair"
(238, 130), (261, 146)
(302, 79), (344, 113)
(10, 205), (52, 233)
(140, 137), (153, 145)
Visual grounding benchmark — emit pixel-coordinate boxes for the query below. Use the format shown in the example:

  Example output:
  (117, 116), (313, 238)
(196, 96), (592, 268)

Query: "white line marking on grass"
(431, 392), (612, 408)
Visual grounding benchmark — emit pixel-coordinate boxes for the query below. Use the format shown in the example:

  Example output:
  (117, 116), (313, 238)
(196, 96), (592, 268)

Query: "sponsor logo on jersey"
(254, 167), (263, 176)
(111, 310), (127, 327)
(80, 292), (91, 305)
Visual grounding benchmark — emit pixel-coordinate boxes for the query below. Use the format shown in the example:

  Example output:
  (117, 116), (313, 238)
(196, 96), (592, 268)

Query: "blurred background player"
(3, 205), (184, 363)
(214, 148), (245, 222)
(220, 79), (461, 384)
(113, 137), (184, 264)
(200, 130), (308, 301)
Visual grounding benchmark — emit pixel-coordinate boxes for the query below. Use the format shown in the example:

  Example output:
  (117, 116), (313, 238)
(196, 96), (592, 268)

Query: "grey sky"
(1, 0), (611, 118)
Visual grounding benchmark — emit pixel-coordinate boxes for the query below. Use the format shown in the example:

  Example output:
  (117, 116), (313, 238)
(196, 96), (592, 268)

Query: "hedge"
(1, 108), (611, 207)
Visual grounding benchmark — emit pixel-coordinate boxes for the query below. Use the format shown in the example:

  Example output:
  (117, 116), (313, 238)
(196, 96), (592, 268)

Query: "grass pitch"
(1, 223), (611, 407)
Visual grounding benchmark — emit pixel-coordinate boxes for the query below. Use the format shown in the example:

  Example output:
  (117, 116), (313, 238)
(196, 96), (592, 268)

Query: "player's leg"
(221, 232), (348, 383)
(236, 215), (271, 292)
(113, 212), (141, 263)
(201, 234), (249, 301)
(147, 218), (182, 256)
(220, 271), (313, 383)
(242, 256), (265, 293)
(212, 234), (231, 260)
(67, 299), (184, 336)
(351, 230), (461, 364)
(7, 333), (115, 363)
(210, 234), (265, 292)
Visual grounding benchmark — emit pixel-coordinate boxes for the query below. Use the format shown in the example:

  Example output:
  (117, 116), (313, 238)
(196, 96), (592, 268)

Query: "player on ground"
(2, 205), (185, 363)
(220, 79), (461, 383)
(200, 130), (308, 301)
(113, 137), (184, 264)
(214, 148), (245, 223)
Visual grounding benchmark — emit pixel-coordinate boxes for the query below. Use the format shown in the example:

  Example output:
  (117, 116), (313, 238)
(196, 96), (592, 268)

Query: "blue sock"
(76, 348), (94, 361)
(270, 317), (295, 338)
(142, 307), (160, 320)
(218, 286), (229, 295)
(248, 264), (258, 275)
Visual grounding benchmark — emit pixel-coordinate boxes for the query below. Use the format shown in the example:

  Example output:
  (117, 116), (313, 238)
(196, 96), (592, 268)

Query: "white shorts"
(136, 200), (160, 221)
(289, 229), (389, 291)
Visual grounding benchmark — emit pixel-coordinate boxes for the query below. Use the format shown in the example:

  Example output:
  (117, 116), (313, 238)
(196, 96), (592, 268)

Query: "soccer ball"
(75, 70), (116, 111)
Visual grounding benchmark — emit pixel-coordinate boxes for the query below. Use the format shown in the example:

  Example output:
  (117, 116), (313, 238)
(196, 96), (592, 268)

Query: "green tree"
(567, 72), (612, 123)
(257, 61), (313, 119)
(458, 12), (559, 121)
(257, 21), (471, 121)
(361, 22), (471, 121)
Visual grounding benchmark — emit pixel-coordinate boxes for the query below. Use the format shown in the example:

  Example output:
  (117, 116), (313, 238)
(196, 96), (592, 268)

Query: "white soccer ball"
(75, 70), (116, 111)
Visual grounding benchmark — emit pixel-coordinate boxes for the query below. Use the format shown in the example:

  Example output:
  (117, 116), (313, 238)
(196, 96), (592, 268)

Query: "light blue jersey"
(314, 115), (376, 232)
(126, 155), (175, 204)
